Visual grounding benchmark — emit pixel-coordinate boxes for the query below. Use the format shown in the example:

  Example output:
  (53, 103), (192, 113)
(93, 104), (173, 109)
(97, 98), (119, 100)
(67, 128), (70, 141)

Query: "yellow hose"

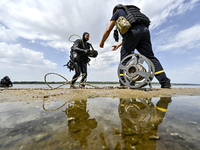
(68, 34), (84, 47)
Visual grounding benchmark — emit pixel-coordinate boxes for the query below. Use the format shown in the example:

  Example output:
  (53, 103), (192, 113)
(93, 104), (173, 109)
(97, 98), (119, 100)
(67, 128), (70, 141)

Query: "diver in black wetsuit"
(70, 32), (91, 88)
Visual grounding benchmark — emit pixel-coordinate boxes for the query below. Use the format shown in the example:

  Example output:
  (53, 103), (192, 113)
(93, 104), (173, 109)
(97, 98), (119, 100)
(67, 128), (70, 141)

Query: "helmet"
(113, 4), (123, 14)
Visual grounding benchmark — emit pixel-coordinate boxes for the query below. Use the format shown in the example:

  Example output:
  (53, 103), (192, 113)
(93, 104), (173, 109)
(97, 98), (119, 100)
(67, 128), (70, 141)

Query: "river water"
(0, 94), (200, 149)
(6, 83), (200, 89)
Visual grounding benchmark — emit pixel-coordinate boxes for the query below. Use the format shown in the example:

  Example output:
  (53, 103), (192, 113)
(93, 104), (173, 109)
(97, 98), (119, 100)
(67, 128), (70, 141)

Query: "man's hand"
(112, 40), (123, 51)
(111, 45), (119, 51)
(99, 41), (104, 48)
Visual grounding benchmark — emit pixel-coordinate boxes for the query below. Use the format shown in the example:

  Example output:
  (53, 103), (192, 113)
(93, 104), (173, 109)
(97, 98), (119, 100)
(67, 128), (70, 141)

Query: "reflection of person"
(116, 97), (171, 149)
(154, 97), (172, 128)
(99, 4), (171, 88)
(64, 100), (97, 149)
(70, 32), (92, 88)
(0, 76), (13, 87)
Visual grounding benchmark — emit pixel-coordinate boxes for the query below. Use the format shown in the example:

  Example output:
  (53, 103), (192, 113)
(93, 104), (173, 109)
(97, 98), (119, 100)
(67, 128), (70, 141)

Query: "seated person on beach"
(0, 76), (13, 87)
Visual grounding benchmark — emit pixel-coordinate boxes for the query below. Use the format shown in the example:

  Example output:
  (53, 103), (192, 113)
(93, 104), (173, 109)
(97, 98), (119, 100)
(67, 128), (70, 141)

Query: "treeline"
(12, 81), (164, 85)
(12, 81), (120, 84)
(13, 81), (52, 84)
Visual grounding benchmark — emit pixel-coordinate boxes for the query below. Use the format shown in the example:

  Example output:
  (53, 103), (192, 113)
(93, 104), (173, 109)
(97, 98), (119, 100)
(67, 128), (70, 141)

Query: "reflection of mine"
(117, 97), (172, 149)
(119, 98), (157, 135)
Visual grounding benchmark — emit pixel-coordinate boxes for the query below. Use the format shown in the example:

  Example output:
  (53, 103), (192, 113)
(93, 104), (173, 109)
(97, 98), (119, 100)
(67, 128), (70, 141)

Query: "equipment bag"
(115, 16), (131, 34)
(115, 5), (151, 35)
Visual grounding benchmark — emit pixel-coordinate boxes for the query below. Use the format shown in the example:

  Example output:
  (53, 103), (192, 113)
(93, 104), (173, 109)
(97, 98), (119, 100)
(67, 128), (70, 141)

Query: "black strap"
(88, 43), (94, 50)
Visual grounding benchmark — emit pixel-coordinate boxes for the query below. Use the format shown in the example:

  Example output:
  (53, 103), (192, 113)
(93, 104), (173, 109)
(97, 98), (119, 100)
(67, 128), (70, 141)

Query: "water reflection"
(2, 95), (200, 149)
(63, 100), (98, 149)
(116, 97), (171, 149)
(43, 97), (171, 149)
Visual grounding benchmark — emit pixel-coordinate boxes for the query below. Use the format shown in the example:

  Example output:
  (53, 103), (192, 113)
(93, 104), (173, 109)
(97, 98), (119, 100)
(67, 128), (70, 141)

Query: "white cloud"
(29, 40), (35, 43)
(0, 0), (198, 50)
(0, 42), (57, 69)
(0, 42), (57, 81)
(140, 0), (199, 29)
(0, 25), (18, 41)
(0, 0), (115, 51)
(167, 60), (200, 83)
(0, 0), (200, 82)
(88, 62), (119, 82)
(176, 0), (199, 15)
(156, 24), (200, 52)
(40, 41), (71, 51)
(193, 56), (200, 60)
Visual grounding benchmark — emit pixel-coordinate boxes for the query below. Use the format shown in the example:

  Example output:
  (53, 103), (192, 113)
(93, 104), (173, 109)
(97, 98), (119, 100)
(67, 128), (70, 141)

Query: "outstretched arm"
(99, 20), (115, 48)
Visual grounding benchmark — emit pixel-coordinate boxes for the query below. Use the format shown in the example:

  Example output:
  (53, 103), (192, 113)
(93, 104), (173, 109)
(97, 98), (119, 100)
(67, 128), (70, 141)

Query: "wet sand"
(1, 88), (200, 102)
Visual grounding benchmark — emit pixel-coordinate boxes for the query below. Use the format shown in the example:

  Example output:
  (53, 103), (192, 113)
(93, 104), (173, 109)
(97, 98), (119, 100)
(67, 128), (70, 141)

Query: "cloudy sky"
(0, 0), (200, 84)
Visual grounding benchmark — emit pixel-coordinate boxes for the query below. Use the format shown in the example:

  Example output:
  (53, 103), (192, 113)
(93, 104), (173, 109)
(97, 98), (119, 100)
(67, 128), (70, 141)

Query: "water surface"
(0, 96), (200, 149)
(4, 83), (200, 89)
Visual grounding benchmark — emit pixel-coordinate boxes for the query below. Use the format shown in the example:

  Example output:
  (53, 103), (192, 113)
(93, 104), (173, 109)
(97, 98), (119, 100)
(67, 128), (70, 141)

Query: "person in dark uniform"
(99, 4), (171, 88)
(0, 76), (13, 87)
(70, 32), (91, 88)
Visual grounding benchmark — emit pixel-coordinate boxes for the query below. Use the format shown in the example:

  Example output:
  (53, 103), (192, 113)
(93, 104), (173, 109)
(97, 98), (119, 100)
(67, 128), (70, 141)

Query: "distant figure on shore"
(0, 76), (13, 87)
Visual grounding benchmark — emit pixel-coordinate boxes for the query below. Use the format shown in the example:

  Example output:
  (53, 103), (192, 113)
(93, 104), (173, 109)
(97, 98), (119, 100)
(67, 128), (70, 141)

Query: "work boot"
(130, 81), (135, 86)
(117, 85), (126, 89)
(161, 84), (171, 89)
(70, 85), (75, 89)
(66, 85), (75, 89)
(80, 84), (85, 88)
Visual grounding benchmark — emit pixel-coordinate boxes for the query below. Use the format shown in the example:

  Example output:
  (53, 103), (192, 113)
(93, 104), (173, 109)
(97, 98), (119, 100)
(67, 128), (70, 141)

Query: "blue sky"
(0, 0), (200, 84)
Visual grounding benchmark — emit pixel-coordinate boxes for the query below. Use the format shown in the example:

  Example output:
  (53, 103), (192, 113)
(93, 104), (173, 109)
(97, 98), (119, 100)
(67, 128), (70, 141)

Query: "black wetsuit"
(111, 8), (171, 87)
(71, 33), (91, 86)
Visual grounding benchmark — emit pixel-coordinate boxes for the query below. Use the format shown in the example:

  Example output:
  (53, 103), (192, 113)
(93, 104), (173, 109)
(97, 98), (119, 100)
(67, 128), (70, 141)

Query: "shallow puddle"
(0, 96), (200, 150)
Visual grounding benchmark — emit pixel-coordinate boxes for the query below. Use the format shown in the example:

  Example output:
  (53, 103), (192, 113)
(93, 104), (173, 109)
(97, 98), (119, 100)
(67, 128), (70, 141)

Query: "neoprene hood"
(82, 32), (89, 43)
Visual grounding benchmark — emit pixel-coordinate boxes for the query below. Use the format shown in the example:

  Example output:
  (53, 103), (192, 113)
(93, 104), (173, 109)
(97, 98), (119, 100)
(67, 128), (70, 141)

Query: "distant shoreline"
(12, 81), (200, 86)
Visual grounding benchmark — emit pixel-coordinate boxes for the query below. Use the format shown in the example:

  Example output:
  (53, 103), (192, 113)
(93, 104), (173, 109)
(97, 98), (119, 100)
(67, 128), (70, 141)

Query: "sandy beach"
(1, 87), (200, 102)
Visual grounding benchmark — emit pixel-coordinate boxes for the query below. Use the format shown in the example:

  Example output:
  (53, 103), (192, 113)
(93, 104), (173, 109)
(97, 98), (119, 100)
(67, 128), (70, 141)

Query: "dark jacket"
(0, 76), (13, 87)
(113, 4), (150, 27)
(71, 39), (91, 63)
